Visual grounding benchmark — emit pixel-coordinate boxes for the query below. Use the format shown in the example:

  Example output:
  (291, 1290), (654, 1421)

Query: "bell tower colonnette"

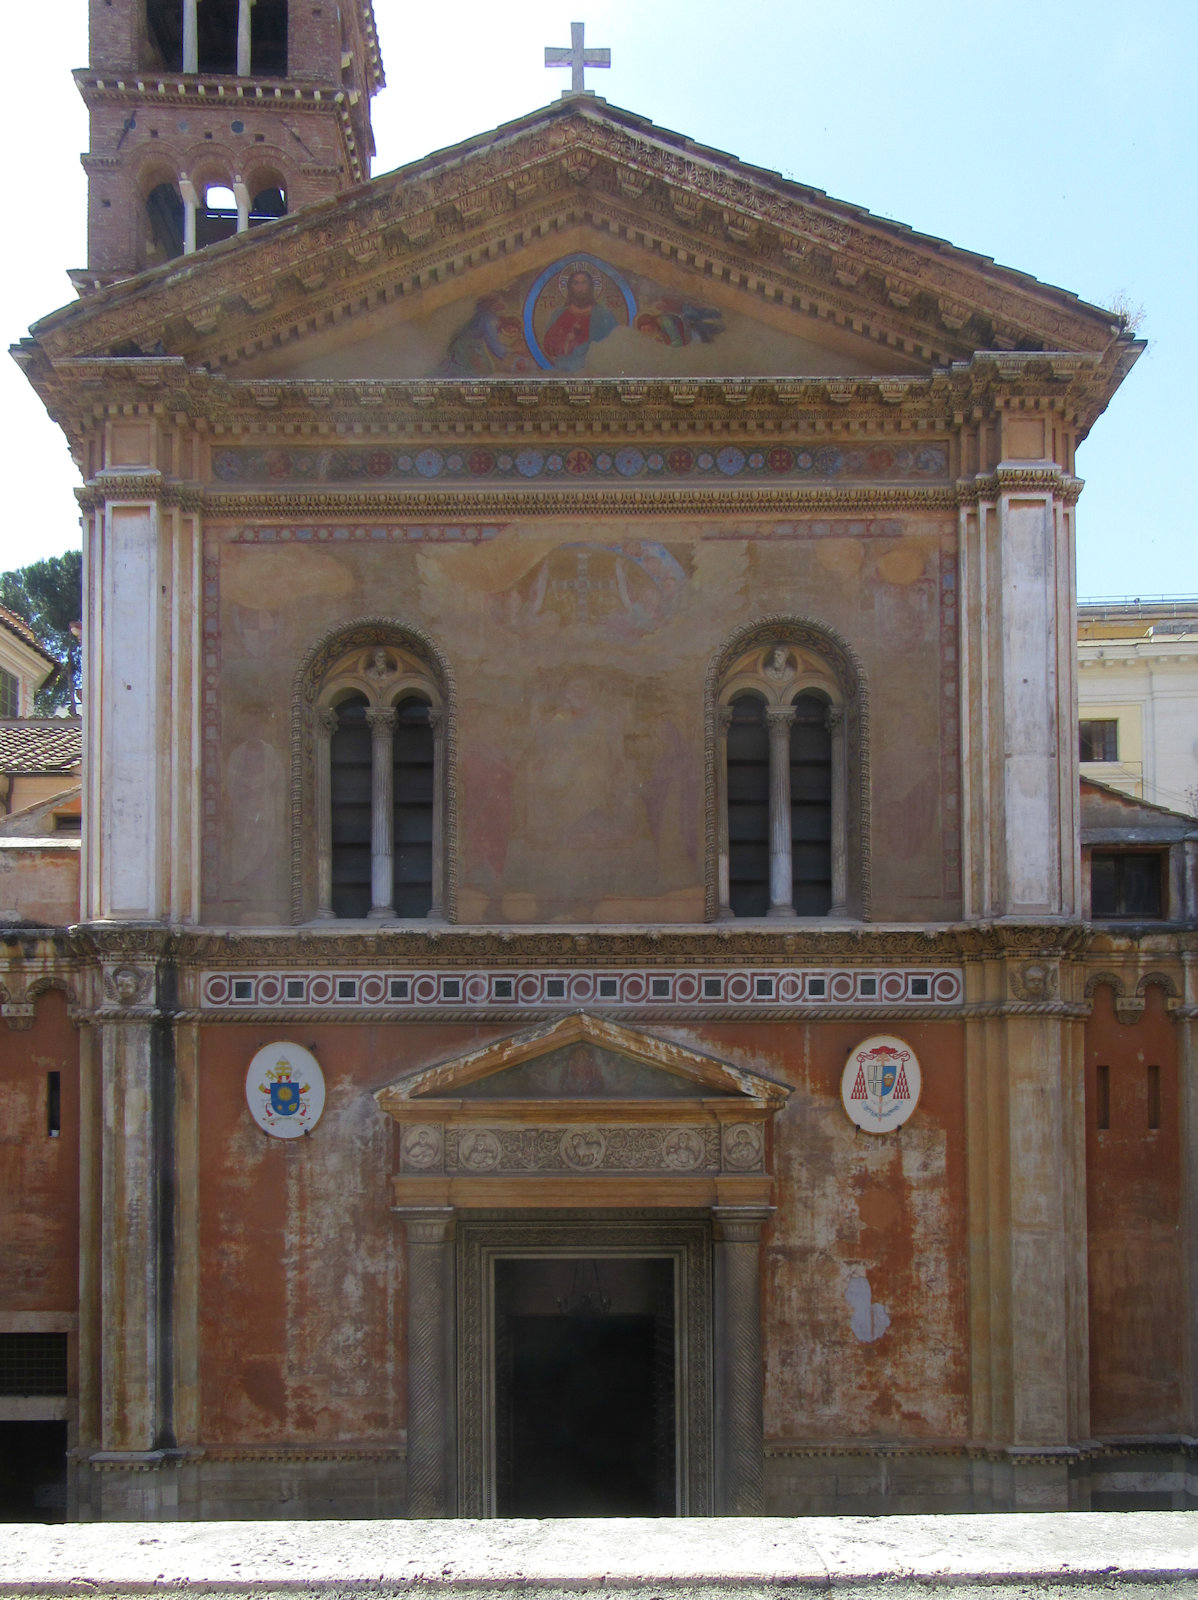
(75, 0), (383, 291)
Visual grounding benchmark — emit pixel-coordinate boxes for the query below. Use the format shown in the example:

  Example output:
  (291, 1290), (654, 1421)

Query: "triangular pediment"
(375, 1011), (789, 1108)
(23, 96), (1140, 416)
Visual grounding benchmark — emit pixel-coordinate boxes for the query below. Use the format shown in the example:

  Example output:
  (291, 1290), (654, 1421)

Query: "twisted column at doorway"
(712, 1206), (772, 1514)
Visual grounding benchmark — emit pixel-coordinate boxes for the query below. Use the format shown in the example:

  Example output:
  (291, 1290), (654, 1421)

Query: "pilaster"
(712, 1205), (770, 1514)
(397, 1207), (457, 1517)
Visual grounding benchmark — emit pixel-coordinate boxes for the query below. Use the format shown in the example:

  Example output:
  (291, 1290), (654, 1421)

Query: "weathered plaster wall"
(194, 1018), (967, 1450)
(1084, 984), (1183, 1434)
(207, 513), (958, 926)
(0, 842), (80, 927)
(0, 990), (79, 1313)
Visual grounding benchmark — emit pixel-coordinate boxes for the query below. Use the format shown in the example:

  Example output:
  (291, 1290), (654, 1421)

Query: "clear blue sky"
(1, 1), (1193, 598)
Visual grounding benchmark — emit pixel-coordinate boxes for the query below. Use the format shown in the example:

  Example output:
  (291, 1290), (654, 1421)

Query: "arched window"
(196, 183), (238, 249)
(248, 180), (288, 227)
(293, 622), (454, 923)
(707, 619), (869, 920)
(145, 181), (185, 264)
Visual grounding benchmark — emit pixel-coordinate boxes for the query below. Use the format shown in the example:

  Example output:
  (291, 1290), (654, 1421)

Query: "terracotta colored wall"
(197, 1019), (968, 1448)
(208, 515), (959, 926)
(1084, 984), (1183, 1434)
(677, 1020), (969, 1442)
(0, 990), (79, 1312)
(0, 844), (80, 927)
(198, 1023), (482, 1444)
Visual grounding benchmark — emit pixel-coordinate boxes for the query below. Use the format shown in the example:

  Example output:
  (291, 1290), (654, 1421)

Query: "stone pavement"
(1, 1514), (1197, 1597)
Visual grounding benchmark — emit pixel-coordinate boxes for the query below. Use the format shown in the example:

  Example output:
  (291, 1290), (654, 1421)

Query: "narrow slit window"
(1095, 1063), (1110, 1131)
(47, 1072), (61, 1139)
(330, 694), (372, 918)
(790, 692), (832, 916)
(727, 695), (769, 918)
(1147, 1064), (1161, 1130)
(393, 696), (434, 919)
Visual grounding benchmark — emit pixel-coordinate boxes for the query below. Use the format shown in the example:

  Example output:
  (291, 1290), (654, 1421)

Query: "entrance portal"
(494, 1257), (675, 1516)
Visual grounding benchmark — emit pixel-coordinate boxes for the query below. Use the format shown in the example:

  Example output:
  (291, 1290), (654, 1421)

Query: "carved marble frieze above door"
(375, 1009), (789, 1213)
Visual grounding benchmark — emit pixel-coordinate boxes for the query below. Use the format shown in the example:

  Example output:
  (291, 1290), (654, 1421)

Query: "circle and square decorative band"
(841, 1035), (922, 1133)
(245, 1041), (326, 1139)
(204, 966), (963, 1014)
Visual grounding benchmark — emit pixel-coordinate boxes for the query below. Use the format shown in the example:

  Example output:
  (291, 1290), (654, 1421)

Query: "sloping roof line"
(1080, 774), (1198, 827)
(26, 94), (1123, 342)
(0, 718), (83, 774)
(0, 604), (56, 667)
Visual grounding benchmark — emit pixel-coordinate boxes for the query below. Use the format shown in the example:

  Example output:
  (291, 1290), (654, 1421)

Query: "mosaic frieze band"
(201, 965), (964, 1010)
(211, 440), (949, 487)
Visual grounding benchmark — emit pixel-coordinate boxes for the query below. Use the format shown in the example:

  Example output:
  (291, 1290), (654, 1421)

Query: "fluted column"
(428, 708), (447, 923)
(827, 705), (848, 915)
(399, 1207), (457, 1516)
(712, 1206), (771, 1513)
(367, 707), (396, 920)
(716, 705), (734, 920)
(766, 705), (796, 918)
(182, 0), (198, 73)
(313, 708), (337, 919)
(236, 0), (253, 76)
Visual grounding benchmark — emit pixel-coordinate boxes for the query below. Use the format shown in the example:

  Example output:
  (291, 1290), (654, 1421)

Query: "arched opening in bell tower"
(144, 181), (185, 264)
(143, 1), (289, 77)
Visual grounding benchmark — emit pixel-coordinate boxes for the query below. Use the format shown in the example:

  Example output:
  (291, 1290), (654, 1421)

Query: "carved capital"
(365, 706), (398, 734)
(315, 706), (339, 737)
(765, 706), (797, 732)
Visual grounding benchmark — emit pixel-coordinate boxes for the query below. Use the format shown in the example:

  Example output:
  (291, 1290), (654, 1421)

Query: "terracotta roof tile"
(0, 604), (57, 666)
(0, 718), (82, 774)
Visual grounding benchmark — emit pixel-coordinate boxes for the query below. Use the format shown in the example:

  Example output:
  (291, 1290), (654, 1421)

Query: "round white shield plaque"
(246, 1042), (325, 1139)
(841, 1035), (921, 1133)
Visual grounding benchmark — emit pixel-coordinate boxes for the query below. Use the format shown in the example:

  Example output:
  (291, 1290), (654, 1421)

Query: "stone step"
(1, 1514), (1197, 1598)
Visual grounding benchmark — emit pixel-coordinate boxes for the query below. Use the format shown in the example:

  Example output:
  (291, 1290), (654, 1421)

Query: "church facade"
(3, 0), (1195, 1522)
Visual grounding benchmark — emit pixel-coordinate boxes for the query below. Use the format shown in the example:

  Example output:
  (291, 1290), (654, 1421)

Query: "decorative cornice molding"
(198, 486), (960, 520)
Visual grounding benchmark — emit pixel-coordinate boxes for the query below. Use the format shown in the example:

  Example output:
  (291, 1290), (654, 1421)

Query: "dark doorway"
(494, 1256), (675, 1516)
(0, 1422), (68, 1521)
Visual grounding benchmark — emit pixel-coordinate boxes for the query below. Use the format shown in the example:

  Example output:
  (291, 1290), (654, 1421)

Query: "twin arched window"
(709, 621), (869, 921)
(294, 625), (452, 923)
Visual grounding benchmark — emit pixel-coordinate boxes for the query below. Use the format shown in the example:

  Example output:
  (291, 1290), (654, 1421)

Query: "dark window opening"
(394, 697), (434, 919)
(145, 182), (185, 264)
(196, 0), (238, 74)
(196, 185), (238, 250)
(251, 0), (289, 75)
(1080, 718), (1119, 763)
(0, 667), (18, 719)
(1095, 1063), (1110, 1130)
(249, 186), (287, 226)
(727, 694), (769, 917)
(1091, 851), (1164, 919)
(1147, 1063), (1161, 1130)
(330, 694), (371, 918)
(790, 692), (832, 915)
(46, 1073), (61, 1139)
(145, 0), (183, 70)
(0, 1334), (68, 1397)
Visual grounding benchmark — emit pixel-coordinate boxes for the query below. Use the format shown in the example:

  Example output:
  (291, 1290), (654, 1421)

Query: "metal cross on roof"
(545, 21), (611, 94)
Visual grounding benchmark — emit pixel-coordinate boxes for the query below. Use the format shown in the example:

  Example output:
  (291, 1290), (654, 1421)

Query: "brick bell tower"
(73, 0), (384, 292)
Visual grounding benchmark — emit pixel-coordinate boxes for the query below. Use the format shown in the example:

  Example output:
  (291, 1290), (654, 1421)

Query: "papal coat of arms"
(245, 1042), (326, 1139)
(840, 1035), (921, 1133)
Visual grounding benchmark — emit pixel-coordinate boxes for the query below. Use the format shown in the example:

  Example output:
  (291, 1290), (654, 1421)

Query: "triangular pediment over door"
(376, 1011), (789, 1209)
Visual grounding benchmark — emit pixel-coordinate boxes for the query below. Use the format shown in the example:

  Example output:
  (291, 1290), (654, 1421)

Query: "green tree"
(0, 549), (83, 714)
